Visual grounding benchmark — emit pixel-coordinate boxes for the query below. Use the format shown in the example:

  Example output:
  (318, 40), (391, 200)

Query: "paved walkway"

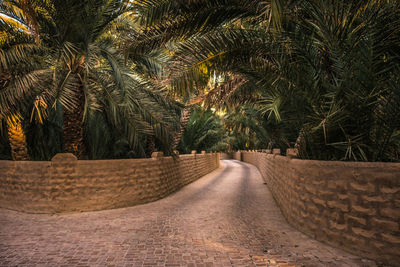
(0, 160), (376, 267)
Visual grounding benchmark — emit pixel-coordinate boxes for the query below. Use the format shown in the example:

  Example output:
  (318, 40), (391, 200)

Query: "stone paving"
(0, 160), (377, 267)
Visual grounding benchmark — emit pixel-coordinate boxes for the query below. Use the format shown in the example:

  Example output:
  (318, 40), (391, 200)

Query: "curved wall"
(240, 151), (400, 265)
(0, 152), (220, 213)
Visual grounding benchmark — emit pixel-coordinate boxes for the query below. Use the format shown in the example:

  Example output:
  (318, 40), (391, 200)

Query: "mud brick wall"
(240, 151), (400, 265)
(214, 151), (241, 160)
(0, 152), (220, 213)
(233, 151), (241, 161)
(220, 153), (232, 160)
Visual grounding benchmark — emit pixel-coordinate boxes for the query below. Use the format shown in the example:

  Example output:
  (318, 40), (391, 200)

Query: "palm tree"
(30, 0), (132, 158)
(0, 0), (47, 160)
(1, 0), (180, 159)
(149, 0), (400, 161)
(133, 1), (264, 151)
(178, 106), (227, 154)
(2, 0), (398, 162)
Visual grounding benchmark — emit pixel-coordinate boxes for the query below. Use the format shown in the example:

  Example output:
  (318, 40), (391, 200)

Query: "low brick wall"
(233, 151), (241, 161)
(219, 152), (241, 160)
(0, 152), (220, 213)
(239, 151), (400, 265)
(220, 153), (232, 160)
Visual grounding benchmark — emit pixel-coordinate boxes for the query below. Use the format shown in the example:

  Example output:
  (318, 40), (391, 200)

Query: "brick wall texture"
(0, 152), (219, 214)
(239, 151), (400, 265)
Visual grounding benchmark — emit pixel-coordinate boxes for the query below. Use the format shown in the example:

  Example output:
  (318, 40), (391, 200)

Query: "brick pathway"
(0, 160), (377, 267)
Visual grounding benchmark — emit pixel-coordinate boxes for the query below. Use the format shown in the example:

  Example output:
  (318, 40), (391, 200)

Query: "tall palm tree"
(1, 0), (179, 159)
(145, 0), (400, 161)
(0, 0), (47, 160)
(30, 0), (131, 158)
(135, 0), (287, 150)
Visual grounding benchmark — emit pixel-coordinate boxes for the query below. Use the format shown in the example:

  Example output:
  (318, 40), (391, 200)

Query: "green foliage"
(0, 0), (180, 160)
(287, 0), (400, 161)
(159, 0), (400, 162)
(1, 0), (399, 162)
(178, 106), (227, 154)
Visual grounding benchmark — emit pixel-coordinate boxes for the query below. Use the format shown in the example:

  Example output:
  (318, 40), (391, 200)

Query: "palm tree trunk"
(63, 87), (85, 159)
(295, 127), (307, 158)
(7, 117), (29, 161)
(145, 135), (155, 158)
(172, 106), (191, 150)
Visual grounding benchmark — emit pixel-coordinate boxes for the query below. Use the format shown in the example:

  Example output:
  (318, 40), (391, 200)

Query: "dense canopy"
(0, 0), (399, 162)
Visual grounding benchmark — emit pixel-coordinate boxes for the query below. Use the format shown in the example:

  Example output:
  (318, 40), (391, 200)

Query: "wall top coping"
(51, 153), (78, 162)
(286, 148), (298, 158)
(241, 151), (400, 168)
(272, 149), (281, 155)
(151, 152), (164, 158)
(0, 152), (217, 164)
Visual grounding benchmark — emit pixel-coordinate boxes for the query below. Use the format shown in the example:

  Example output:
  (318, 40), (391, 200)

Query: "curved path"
(0, 160), (376, 267)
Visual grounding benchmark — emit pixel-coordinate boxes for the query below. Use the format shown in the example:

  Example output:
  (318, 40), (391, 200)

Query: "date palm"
(0, 0), (48, 160)
(135, 0), (292, 150)
(2, 0), (180, 159)
(150, 0), (400, 161)
(178, 106), (227, 154)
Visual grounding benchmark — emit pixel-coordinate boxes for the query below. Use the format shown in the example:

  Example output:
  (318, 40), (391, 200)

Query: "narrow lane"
(0, 160), (376, 266)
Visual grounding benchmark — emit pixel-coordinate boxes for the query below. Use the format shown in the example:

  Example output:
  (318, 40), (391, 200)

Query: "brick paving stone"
(0, 160), (377, 267)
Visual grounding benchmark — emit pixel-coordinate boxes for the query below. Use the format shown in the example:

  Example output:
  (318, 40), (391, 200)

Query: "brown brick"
(351, 227), (377, 239)
(329, 221), (347, 231)
(345, 214), (367, 226)
(300, 210), (309, 218)
(343, 193), (360, 204)
(327, 180), (347, 190)
(380, 207), (400, 220)
(297, 200), (306, 210)
(361, 195), (388, 203)
(319, 189), (335, 199)
(306, 221), (318, 231)
(381, 233), (400, 244)
(349, 182), (375, 193)
(304, 185), (317, 195)
(342, 233), (367, 247)
(321, 209), (341, 221)
(371, 218), (398, 232)
(322, 229), (344, 242)
(313, 216), (328, 228)
(311, 197), (326, 207)
(368, 240), (386, 250)
(299, 193), (309, 201)
(327, 200), (349, 212)
(380, 185), (399, 194)
(337, 193), (349, 200)
(351, 205), (376, 216)
(395, 199), (400, 208)
(306, 203), (320, 214)
(311, 179), (325, 186)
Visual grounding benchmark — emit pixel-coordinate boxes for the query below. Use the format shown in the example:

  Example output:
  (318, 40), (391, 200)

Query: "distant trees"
(178, 106), (227, 154)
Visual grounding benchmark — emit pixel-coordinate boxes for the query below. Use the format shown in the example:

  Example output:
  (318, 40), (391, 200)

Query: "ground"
(0, 160), (376, 266)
